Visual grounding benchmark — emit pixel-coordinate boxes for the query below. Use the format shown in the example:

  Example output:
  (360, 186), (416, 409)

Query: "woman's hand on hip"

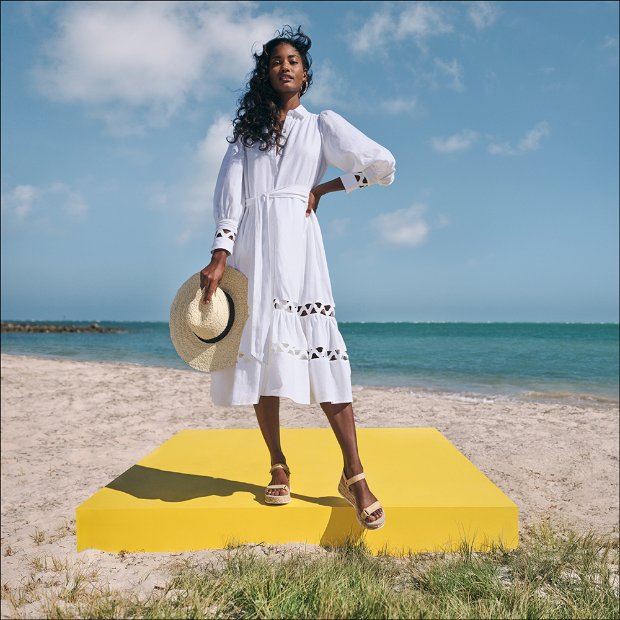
(200, 250), (228, 304)
(306, 187), (322, 217)
(306, 179), (344, 216)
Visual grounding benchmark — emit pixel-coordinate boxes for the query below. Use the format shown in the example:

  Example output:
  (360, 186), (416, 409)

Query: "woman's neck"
(278, 93), (301, 118)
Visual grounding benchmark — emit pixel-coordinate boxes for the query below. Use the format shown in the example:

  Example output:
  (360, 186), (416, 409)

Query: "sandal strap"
(266, 484), (289, 491)
(345, 472), (366, 486)
(360, 501), (382, 520)
(270, 463), (290, 475)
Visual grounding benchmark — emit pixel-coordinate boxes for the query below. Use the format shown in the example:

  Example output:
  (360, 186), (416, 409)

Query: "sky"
(1, 0), (618, 323)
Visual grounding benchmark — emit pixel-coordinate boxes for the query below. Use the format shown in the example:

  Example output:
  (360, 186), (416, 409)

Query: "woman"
(199, 26), (395, 529)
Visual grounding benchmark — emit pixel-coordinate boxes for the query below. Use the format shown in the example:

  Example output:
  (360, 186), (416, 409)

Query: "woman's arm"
(307, 177), (345, 216)
(201, 141), (244, 304)
(318, 110), (396, 193)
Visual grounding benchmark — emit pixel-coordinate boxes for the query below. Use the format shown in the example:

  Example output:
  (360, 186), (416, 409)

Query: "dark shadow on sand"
(107, 464), (345, 507)
(106, 464), (366, 545)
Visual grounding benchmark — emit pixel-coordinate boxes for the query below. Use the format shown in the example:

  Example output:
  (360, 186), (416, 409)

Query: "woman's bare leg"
(253, 395), (289, 497)
(320, 401), (383, 524)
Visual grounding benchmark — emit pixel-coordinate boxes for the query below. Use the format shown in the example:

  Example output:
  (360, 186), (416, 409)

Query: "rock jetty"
(1, 322), (126, 334)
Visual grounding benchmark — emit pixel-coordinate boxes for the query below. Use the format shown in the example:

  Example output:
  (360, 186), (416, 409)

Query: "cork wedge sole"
(265, 463), (291, 505)
(338, 471), (386, 530)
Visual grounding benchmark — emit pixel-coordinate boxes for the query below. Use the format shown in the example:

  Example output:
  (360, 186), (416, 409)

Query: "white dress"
(209, 104), (395, 406)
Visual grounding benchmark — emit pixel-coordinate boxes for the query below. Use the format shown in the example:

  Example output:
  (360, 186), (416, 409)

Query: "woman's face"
(268, 42), (306, 98)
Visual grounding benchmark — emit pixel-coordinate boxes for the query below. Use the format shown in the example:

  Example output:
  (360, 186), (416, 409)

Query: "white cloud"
(599, 34), (619, 67)
(397, 2), (453, 39)
(2, 185), (38, 221)
(487, 141), (516, 156)
(307, 63), (414, 115)
(146, 182), (169, 211)
(467, 1), (499, 31)
(349, 10), (393, 54)
(1, 182), (87, 225)
(180, 115), (233, 245)
(380, 97), (418, 114)
(146, 114), (236, 245)
(305, 59), (348, 109)
(187, 115), (233, 215)
(348, 1), (497, 54)
(35, 2), (200, 107)
(49, 182), (87, 216)
(488, 121), (550, 156)
(33, 1), (301, 132)
(517, 122), (550, 151)
(431, 129), (478, 153)
(324, 217), (350, 239)
(372, 204), (429, 247)
(349, 2), (451, 53)
(431, 57), (464, 91)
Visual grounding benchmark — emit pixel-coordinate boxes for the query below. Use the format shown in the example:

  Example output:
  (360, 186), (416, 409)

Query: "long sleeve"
(210, 140), (245, 256)
(318, 110), (396, 193)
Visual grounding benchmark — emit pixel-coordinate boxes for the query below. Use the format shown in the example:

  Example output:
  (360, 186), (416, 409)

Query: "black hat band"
(192, 290), (235, 344)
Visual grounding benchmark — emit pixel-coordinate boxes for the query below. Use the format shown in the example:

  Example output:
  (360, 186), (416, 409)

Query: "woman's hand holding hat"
(200, 250), (228, 305)
(169, 265), (249, 372)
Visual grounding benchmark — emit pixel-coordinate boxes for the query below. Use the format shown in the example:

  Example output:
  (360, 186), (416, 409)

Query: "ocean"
(2, 322), (618, 406)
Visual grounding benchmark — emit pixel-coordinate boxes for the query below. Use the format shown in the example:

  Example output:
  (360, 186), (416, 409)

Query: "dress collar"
(288, 104), (309, 119)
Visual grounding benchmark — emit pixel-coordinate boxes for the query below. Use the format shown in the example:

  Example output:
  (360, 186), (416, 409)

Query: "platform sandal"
(338, 471), (386, 530)
(265, 463), (291, 505)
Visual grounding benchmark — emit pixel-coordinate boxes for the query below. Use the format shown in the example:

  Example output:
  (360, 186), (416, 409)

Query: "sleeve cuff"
(211, 226), (236, 256)
(211, 238), (233, 256)
(340, 172), (361, 193)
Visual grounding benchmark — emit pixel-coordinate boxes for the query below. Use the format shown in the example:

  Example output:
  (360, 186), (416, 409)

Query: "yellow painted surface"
(76, 428), (518, 555)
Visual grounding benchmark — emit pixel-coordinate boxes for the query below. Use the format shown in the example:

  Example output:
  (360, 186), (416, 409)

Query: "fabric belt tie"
(243, 184), (310, 363)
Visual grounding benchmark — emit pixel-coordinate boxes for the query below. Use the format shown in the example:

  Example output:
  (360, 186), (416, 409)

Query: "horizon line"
(2, 318), (619, 326)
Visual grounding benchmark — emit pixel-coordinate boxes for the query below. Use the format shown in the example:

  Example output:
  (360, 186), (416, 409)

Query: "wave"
(523, 390), (619, 406)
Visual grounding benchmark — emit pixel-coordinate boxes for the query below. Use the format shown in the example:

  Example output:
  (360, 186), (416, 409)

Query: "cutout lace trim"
(215, 227), (236, 242)
(273, 298), (335, 317)
(237, 345), (349, 362)
(234, 298), (348, 362)
(354, 172), (369, 188)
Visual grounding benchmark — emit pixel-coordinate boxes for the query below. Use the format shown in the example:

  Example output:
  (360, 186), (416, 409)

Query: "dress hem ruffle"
(213, 391), (354, 408)
(210, 309), (353, 408)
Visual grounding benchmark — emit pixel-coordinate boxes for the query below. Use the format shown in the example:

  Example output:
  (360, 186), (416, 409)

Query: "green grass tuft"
(7, 518), (619, 619)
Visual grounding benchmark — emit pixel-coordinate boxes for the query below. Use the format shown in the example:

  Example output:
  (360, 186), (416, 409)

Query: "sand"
(1, 353), (618, 617)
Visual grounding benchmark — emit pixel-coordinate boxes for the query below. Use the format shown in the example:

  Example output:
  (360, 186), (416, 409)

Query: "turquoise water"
(2, 322), (618, 404)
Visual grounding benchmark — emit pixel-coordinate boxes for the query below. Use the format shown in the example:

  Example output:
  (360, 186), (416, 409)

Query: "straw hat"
(169, 267), (249, 372)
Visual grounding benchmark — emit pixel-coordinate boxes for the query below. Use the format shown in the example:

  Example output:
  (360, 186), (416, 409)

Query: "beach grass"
(3, 518), (618, 619)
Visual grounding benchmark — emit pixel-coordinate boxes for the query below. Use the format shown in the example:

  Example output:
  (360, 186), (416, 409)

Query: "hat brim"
(169, 267), (249, 372)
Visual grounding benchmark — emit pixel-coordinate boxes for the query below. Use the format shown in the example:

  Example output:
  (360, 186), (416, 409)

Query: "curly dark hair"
(228, 25), (313, 152)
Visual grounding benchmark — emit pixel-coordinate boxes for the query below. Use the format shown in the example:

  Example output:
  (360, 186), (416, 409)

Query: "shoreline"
(1, 351), (617, 409)
(1, 352), (618, 616)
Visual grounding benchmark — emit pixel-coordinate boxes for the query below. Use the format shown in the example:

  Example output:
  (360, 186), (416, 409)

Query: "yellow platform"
(76, 428), (518, 555)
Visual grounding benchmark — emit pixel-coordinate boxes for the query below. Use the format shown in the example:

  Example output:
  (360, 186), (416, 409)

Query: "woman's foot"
(343, 468), (383, 525)
(265, 461), (290, 499)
